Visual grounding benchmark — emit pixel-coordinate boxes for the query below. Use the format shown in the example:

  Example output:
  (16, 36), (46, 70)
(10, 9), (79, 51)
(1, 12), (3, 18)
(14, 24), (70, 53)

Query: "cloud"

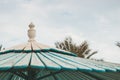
(0, 0), (120, 63)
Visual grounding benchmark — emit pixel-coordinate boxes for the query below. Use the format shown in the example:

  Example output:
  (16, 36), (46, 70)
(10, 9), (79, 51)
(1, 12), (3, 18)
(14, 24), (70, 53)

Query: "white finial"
(28, 22), (36, 42)
(29, 22), (35, 28)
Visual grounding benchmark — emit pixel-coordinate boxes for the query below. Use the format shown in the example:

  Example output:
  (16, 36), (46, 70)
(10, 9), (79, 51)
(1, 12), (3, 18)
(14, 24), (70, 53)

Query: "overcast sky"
(0, 0), (120, 63)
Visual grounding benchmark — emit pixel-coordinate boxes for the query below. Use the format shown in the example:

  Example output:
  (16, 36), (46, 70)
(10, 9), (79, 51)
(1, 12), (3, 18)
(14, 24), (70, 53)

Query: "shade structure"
(0, 23), (120, 80)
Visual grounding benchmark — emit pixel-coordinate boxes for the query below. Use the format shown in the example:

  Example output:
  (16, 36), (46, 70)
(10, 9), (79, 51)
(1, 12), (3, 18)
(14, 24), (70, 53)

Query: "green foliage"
(0, 45), (5, 51)
(55, 37), (97, 59)
(0, 45), (2, 51)
(116, 42), (120, 48)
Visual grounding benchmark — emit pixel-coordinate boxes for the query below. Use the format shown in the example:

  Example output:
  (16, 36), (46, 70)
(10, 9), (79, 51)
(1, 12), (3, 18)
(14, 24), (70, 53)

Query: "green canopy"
(0, 23), (120, 80)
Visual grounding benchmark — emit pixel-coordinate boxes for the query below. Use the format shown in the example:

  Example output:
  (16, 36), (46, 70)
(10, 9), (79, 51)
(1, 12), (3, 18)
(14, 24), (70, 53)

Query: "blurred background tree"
(0, 45), (5, 51)
(55, 37), (97, 59)
(116, 42), (120, 48)
(0, 45), (2, 51)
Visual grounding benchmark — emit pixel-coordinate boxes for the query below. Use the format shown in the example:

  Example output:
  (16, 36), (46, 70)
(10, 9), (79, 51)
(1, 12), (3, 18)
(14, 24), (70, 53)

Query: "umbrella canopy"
(0, 23), (120, 80)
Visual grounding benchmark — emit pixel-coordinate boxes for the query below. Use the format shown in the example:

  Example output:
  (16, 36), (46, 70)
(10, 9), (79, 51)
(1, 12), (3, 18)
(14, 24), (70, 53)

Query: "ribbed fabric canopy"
(0, 23), (120, 80)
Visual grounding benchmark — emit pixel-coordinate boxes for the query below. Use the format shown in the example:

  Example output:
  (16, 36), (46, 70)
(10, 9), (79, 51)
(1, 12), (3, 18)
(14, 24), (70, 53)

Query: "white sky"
(0, 0), (120, 63)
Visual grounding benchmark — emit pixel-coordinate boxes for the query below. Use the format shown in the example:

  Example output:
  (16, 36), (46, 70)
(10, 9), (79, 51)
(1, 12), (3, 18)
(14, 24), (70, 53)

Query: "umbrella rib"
(27, 53), (35, 80)
(81, 72), (106, 80)
(9, 74), (14, 80)
(10, 71), (27, 79)
(36, 70), (64, 80)
(0, 72), (9, 79)
(50, 71), (59, 80)
(82, 72), (113, 80)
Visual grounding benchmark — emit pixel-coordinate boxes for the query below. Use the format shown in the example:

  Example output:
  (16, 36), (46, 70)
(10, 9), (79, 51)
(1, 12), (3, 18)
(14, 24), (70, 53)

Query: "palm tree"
(0, 45), (5, 51)
(0, 45), (2, 51)
(116, 42), (120, 48)
(55, 37), (97, 59)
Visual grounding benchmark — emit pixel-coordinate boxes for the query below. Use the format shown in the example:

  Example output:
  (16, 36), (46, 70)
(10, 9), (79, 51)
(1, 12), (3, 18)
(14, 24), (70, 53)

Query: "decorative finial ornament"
(29, 22), (35, 28)
(28, 22), (36, 42)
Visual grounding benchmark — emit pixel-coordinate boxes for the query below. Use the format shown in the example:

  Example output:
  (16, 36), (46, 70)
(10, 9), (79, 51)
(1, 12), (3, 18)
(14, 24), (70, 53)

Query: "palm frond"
(55, 37), (97, 59)
(86, 51), (97, 59)
(116, 42), (120, 47)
